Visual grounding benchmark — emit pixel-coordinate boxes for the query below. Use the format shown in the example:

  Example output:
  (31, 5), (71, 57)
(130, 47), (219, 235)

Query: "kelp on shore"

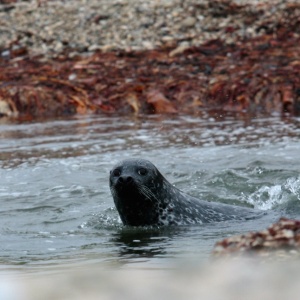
(0, 1), (300, 119)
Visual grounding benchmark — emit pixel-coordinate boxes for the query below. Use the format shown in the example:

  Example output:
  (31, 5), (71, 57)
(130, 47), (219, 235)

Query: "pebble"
(0, 0), (296, 57)
(169, 43), (189, 57)
(180, 16), (197, 28)
(0, 100), (10, 115)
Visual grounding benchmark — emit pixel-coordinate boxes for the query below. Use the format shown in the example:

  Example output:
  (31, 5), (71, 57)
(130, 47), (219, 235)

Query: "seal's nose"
(118, 176), (133, 184)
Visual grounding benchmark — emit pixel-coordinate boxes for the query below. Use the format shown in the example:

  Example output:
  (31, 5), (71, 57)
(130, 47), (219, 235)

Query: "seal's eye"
(137, 167), (147, 176)
(112, 169), (121, 177)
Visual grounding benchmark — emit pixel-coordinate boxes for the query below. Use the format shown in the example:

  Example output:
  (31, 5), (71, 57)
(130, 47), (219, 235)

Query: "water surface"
(0, 112), (299, 273)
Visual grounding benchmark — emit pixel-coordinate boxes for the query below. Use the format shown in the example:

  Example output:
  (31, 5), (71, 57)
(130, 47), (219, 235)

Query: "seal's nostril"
(118, 176), (133, 184)
(126, 176), (133, 183)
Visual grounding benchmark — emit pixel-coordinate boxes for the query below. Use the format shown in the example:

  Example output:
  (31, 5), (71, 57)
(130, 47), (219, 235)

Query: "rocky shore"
(0, 0), (296, 56)
(0, 0), (300, 118)
(213, 218), (300, 259)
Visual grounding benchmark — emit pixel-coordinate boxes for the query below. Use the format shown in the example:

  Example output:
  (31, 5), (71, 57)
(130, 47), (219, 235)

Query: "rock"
(100, 44), (117, 52)
(169, 43), (190, 57)
(213, 218), (300, 258)
(180, 16), (197, 28)
(0, 100), (10, 116)
(0, 99), (17, 117)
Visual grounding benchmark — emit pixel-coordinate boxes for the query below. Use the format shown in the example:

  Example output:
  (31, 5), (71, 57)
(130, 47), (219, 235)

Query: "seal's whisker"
(137, 185), (154, 202)
(137, 185), (159, 203)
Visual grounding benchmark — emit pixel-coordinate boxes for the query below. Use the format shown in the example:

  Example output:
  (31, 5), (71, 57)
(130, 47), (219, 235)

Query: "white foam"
(247, 177), (300, 210)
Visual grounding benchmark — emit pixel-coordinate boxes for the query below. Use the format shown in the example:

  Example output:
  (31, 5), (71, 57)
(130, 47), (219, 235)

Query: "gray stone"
(180, 16), (197, 28)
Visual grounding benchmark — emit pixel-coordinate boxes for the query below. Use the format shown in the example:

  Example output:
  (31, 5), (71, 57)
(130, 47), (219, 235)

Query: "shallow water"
(0, 112), (299, 273)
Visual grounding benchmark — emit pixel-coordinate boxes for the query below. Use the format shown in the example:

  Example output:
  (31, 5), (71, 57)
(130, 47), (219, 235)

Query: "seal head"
(109, 159), (167, 226)
(109, 158), (264, 226)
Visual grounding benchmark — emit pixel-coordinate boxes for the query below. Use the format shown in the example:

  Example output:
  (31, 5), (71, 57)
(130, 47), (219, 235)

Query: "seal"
(109, 158), (264, 226)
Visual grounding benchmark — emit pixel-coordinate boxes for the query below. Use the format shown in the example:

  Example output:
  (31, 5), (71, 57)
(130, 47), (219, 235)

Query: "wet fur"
(109, 159), (265, 226)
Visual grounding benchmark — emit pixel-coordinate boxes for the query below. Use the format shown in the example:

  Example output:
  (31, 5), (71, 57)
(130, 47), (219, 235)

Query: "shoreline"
(1, 0), (300, 118)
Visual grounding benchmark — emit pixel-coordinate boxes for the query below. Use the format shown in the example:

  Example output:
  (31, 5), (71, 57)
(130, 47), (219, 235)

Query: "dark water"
(0, 112), (299, 273)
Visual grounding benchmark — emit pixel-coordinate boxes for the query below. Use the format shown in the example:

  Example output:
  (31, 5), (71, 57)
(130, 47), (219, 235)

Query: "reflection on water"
(0, 112), (299, 272)
(113, 229), (168, 261)
(111, 226), (185, 262)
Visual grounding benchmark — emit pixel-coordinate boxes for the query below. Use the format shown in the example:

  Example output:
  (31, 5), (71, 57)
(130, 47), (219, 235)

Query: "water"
(0, 112), (299, 274)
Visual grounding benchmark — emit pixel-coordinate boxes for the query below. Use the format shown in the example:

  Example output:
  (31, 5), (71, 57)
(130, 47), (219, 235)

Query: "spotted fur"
(109, 158), (264, 226)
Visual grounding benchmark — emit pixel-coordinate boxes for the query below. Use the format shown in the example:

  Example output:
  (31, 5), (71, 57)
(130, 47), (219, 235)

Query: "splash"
(83, 207), (122, 230)
(248, 177), (300, 210)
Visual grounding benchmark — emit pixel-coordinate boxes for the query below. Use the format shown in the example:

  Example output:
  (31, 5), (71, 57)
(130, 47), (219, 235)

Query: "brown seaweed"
(1, 1), (300, 118)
